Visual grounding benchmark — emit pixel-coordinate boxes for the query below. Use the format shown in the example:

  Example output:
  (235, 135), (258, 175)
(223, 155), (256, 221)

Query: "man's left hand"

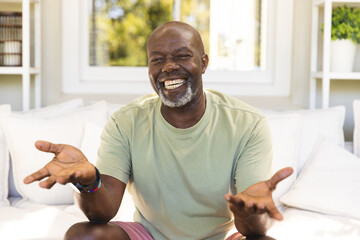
(225, 167), (293, 221)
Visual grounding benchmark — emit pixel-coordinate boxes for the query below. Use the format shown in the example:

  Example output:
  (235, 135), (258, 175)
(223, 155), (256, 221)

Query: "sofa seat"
(269, 208), (360, 239)
(1, 100), (360, 240)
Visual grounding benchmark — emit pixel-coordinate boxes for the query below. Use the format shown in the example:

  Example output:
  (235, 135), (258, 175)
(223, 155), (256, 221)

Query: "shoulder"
(111, 93), (159, 120)
(206, 89), (265, 121)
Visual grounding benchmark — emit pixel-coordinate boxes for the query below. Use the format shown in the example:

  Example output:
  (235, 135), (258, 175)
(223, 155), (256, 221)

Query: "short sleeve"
(234, 117), (273, 193)
(96, 117), (131, 184)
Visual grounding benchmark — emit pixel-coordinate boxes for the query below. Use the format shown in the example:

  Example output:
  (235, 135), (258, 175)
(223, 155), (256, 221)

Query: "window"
(62, 0), (294, 95)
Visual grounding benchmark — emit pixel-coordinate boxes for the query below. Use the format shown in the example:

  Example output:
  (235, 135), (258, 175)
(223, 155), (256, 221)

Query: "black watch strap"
(72, 167), (101, 193)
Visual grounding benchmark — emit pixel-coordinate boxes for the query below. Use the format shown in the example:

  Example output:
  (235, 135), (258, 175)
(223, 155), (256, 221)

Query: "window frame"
(62, 0), (294, 96)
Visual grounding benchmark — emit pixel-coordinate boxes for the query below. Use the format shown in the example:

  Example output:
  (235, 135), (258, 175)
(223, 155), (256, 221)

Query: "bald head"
(147, 21), (205, 56)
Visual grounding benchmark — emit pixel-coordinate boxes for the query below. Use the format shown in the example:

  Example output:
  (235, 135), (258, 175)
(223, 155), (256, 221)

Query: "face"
(147, 23), (208, 108)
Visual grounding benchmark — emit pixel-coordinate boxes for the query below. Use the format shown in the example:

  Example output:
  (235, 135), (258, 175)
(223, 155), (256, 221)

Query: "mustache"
(157, 70), (189, 82)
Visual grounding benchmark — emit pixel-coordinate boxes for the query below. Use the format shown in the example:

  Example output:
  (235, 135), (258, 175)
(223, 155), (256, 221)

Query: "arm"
(24, 140), (126, 223)
(74, 173), (126, 223)
(225, 167), (293, 237)
(226, 117), (291, 237)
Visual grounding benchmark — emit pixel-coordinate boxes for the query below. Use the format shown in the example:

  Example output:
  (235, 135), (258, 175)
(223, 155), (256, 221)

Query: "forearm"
(234, 213), (273, 237)
(74, 175), (125, 223)
(74, 185), (118, 223)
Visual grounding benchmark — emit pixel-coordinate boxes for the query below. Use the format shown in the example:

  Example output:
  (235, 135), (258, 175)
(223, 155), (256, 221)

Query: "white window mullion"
(62, 0), (294, 96)
(174, 0), (181, 21)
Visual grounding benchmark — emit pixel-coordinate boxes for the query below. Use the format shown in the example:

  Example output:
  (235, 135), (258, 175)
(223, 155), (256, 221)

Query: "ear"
(201, 54), (209, 74)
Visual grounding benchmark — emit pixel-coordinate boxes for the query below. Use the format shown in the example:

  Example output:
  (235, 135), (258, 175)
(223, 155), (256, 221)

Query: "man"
(24, 21), (293, 240)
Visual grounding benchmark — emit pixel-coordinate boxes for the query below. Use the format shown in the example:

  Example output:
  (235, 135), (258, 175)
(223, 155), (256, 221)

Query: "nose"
(162, 58), (180, 73)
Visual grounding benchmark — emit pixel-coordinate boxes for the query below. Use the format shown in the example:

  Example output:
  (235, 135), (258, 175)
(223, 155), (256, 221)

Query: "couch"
(0, 98), (360, 240)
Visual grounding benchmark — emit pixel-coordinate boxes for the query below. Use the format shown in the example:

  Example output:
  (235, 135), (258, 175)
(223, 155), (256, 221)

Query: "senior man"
(24, 21), (292, 240)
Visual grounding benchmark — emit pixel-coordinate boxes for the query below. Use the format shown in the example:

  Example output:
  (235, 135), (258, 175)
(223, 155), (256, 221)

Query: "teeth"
(164, 79), (186, 90)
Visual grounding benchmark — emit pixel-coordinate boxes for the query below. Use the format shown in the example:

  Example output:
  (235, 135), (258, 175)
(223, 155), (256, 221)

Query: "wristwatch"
(71, 167), (101, 193)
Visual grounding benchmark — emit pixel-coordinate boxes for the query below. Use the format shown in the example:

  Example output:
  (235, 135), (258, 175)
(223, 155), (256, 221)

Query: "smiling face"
(147, 22), (208, 108)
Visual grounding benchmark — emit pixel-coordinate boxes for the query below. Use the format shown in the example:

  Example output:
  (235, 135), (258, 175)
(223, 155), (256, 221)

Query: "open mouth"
(164, 79), (186, 90)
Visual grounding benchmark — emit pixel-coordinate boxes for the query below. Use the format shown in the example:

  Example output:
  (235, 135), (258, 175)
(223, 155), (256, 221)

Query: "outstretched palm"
(225, 167), (293, 220)
(23, 140), (96, 189)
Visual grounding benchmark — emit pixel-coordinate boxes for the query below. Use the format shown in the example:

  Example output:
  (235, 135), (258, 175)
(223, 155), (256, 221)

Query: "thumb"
(35, 140), (63, 154)
(266, 167), (293, 191)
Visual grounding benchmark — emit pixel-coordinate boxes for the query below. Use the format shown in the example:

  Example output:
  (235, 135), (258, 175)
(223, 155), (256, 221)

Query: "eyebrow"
(149, 51), (162, 57)
(149, 47), (193, 57)
(173, 47), (192, 53)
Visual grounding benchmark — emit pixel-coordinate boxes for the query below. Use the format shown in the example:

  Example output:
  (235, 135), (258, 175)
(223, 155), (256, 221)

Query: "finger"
(39, 175), (58, 189)
(55, 170), (76, 185)
(55, 168), (84, 185)
(23, 167), (49, 184)
(224, 194), (244, 206)
(225, 194), (244, 211)
(266, 202), (283, 221)
(266, 167), (294, 191)
(35, 140), (64, 154)
(254, 202), (266, 214)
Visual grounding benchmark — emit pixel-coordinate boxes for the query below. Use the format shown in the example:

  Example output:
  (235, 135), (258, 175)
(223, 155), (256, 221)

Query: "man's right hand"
(23, 140), (96, 189)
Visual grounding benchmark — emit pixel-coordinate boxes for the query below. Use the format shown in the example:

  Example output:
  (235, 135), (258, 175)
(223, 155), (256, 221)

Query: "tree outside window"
(89, 0), (263, 71)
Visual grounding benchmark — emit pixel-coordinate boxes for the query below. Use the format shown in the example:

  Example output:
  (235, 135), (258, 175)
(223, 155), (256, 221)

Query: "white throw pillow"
(14, 98), (83, 117)
(79, 120), (136, 221)
(265, 114), (301, 207)
(280, 138), (360, 220)
(0, 104), (11, 206)
(0, 102), (107, 205)
(263, 106), (345, 175)
(8, 98), (84, 198)
(80, 122), (104, 165)
(90, 101), (124, 120)
(354, 100), (360, 158)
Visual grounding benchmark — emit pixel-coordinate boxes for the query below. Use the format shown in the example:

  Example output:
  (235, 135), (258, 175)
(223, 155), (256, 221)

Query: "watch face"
(72, 182), (86, 193)
(70, 183), (82, 193)
(70, 167), (101, 194)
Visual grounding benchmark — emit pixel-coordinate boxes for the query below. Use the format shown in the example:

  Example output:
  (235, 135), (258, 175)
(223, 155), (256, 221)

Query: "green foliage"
(90, 0), (173, 67)
(331, 5), (360, 44)
(90, 0), (210, 67)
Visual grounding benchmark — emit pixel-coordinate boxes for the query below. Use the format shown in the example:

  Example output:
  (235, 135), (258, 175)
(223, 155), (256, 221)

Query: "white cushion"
(0, 104), (11, 112)
(263, 106), (345, 175)
(79, 120), (136, 221)
(80, 122), (104, 165)
(0, 104), (11, 206)
(354, 100), (360, 158)
(265, 113), (301, 207)
(15, 98), (83, 117)
(280, 138), (360, 220)
(0, 102), (107, 205)
(90, 101), (124, 120)
(0, 205), (85, 239)
(8, 99), (84, 198)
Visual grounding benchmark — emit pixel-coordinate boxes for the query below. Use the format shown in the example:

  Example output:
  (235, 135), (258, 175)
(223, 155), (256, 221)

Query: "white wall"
(291, 0), (360, 141)
(0, 0), (359, 140)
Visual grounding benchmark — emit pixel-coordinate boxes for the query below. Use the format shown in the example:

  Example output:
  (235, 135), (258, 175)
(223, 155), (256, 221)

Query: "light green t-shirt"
(96, 89), (272, 240)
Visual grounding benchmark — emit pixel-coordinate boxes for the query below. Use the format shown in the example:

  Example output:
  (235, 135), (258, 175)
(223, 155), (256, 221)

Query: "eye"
(176, 54), (191, 60)
(150, 57), (164, 64)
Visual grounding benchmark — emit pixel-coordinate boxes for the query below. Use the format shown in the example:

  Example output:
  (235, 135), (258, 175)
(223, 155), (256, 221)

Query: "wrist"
(71, 167), (101, 193)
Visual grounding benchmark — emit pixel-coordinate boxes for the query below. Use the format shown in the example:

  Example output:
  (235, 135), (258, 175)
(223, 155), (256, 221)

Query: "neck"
(160, 91), (206, 129)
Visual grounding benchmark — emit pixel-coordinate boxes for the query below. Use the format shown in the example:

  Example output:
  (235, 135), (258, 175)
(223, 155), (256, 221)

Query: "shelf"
(311, 71), (360, 79)
(0, 66), (40, 74)
(314, 0), (360, 6)
(0, 0), (41, 111)
(0, 0), (39, 3)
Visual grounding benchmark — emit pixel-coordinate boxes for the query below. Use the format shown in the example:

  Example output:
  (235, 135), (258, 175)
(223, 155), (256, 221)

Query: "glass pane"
(180, 0), (210, 56)
(88, 0), (265, 71)
(89, 0), (174, 66)
(208, 0), (265, 71)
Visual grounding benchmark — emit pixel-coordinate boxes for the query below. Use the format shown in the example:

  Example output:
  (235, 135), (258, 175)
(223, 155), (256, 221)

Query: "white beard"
(157, 81), (197, 108)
